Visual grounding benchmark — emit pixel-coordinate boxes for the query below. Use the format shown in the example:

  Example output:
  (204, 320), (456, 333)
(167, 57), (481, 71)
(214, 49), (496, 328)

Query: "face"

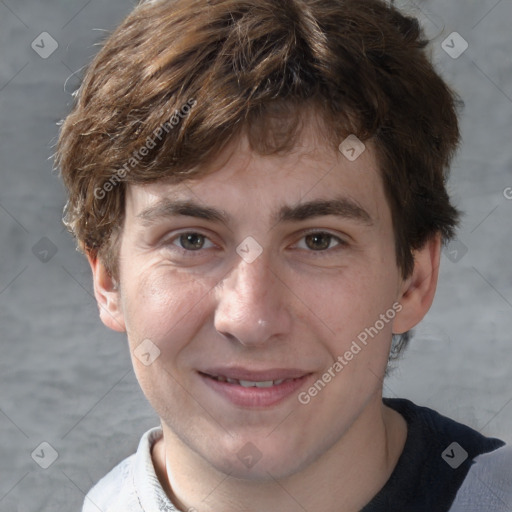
(102, 124), (415, 480)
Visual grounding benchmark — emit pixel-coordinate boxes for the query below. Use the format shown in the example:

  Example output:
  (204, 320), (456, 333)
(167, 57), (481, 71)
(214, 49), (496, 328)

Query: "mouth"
(201, 373), (302, 387)
(198, 369), (313, 408)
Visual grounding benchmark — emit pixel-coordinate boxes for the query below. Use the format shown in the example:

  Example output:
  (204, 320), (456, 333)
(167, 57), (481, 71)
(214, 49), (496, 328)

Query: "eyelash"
(165, 230), (347, 256)
(294, 230), (346, 253)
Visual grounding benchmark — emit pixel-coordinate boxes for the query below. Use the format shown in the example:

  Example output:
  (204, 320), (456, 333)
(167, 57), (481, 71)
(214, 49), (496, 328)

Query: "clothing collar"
(133, 427), (178, 512)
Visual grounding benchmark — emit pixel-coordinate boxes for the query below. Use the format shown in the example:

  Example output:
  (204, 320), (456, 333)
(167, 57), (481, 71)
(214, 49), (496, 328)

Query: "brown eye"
(304, 233), (336, 251)
(177, 233), (207, 250)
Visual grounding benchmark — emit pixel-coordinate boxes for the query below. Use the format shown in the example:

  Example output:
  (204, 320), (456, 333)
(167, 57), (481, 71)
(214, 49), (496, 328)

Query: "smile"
(207, 375), (296, 387)
(198, 370), (313, 408)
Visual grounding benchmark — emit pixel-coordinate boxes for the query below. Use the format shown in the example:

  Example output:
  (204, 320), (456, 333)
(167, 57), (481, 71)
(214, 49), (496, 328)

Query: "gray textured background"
(0, 0), (511, 510)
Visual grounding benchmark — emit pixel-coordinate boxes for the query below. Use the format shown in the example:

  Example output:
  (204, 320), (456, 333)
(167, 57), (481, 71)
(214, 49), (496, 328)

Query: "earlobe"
(87, 253), (126, 333)
(392, 235), (441, 335)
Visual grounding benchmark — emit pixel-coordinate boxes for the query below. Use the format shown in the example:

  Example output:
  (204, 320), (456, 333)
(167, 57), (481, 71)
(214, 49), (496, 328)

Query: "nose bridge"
(224, 255), (274, 322)
(233, 255), (269, 303)
(214, 252), (290, 345)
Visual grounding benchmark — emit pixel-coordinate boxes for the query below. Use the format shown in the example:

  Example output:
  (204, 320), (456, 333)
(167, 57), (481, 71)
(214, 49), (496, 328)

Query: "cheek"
(120, 265), (216, 352)
(306, 262), (399, 355)
(319, 269), (393, 322)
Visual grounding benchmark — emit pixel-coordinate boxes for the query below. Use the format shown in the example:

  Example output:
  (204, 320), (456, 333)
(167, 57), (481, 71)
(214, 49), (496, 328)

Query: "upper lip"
(199, 367), (312, 382)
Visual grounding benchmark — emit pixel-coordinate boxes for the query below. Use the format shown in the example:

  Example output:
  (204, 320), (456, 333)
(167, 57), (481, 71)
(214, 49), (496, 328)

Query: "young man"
(55, 0), (512, 510)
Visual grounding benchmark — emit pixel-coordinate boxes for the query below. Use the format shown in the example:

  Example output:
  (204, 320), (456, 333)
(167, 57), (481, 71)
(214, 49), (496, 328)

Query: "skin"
(89, 119), (441, 512)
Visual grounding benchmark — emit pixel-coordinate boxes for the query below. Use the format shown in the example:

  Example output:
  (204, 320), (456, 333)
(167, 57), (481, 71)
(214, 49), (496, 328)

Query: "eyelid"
(160, 228), (348, 253)
(292, 229), (348, 251)
(162, 229), (218, 252)
(173, 234), (216, 250)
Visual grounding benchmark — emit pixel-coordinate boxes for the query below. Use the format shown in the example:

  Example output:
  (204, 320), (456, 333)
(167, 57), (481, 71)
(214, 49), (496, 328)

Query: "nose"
(213, 254), (292, 347)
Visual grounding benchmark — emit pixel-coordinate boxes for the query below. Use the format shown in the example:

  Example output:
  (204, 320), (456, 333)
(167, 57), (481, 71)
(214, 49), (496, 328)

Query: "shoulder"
(82, 427), (164, 512)
(449, 444), (512, 511)
(82, 455), (137, 512)
(384, 398), (505, 458)
(366, 398), (507, 511)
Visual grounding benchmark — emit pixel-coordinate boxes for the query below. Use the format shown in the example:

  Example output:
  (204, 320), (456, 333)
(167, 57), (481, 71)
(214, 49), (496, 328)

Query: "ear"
(393, 234), (441, 334)
(87, 253), (126, 333)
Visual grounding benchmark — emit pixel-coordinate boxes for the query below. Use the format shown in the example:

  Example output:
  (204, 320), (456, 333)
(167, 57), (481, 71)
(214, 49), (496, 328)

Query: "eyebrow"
(136, 197), (373, 227)
(277, 198), (372, 225)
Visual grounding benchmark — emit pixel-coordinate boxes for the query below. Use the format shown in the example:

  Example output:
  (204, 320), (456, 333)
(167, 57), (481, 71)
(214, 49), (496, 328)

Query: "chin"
(199, 437), (316, 482)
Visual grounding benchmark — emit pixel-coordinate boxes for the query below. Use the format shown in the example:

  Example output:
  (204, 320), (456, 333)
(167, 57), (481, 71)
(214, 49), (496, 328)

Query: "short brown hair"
(56, 0), (461, 290)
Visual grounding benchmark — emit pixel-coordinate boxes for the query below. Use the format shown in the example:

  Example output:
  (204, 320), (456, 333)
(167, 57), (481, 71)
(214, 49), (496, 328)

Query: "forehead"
(124, 127), (389, 230)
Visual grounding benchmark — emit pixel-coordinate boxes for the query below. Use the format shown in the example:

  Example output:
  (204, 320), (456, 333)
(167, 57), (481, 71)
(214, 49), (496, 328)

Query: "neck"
(152, 396), (407, 512)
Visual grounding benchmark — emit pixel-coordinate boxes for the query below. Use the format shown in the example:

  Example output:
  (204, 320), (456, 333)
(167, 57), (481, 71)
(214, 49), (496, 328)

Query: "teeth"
(211, 376), (294, 387)
(239, 380), (274, 388)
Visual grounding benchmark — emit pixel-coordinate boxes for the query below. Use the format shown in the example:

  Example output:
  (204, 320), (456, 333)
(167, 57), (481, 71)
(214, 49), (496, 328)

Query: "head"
(56, 0), (461, 479)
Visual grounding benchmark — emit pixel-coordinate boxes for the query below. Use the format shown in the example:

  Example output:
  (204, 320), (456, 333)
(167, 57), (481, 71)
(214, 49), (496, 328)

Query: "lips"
(198, 367), (313, 407)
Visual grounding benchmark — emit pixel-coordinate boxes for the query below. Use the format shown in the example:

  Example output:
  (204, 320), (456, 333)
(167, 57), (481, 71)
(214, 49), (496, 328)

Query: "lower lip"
(199, 373), (312, 408)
